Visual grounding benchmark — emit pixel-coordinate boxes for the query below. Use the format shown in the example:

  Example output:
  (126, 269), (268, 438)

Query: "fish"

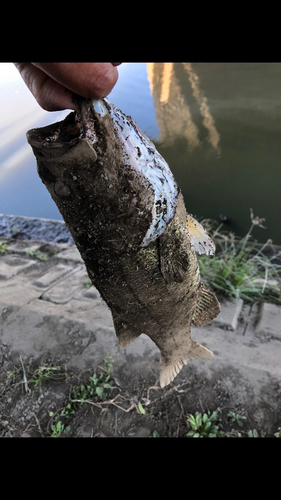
(26, 97), (220, 387)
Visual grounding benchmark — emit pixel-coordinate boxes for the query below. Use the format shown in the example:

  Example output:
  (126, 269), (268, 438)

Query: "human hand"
(14, 62), (121, 111)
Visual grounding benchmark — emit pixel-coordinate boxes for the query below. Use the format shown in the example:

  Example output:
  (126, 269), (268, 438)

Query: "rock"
(255, 302), (281, 338)
(32, 264), (74, 288)
(212, 298), (243, 331)
(0, 255), (36, 280)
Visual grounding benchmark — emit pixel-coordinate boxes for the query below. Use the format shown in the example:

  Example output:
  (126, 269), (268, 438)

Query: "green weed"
(70, 355), (114, 406)
(227, 411), (247, 427)
(247, 429), (259, 437)
(274, 427), (281, 438)
(49, 417), (70, 438)
(48, 356), (114, 437)
(83, 279), (92, 289)
(198, 210), (281, 304)
(27, 249), (48, 261)
(0, 243), (7, 254)
(29, 364), (68, 389)
(187, 411), (222, 438)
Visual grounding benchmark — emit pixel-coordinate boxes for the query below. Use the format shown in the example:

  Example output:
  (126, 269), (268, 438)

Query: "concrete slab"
(213, 298), (243, 331)
(32, 264), (74, 288)
(41, 266), (89, 304)
(0, 255), (36, 280)
(54, 246), (83, 263)
(255, 302), (281, 338)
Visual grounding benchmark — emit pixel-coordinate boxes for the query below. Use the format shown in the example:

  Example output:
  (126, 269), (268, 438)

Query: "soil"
(0, 218), (281, 438)
(1, 336), (280, 438)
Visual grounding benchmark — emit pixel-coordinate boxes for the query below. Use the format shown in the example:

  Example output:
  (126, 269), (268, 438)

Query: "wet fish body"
(27, 98), (220, 387)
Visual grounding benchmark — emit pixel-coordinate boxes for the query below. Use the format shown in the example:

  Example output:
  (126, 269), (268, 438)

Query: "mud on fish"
(27, 97), (220, 387)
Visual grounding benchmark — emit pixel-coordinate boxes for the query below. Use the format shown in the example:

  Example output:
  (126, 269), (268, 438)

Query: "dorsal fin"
(186, 214), (216, 256)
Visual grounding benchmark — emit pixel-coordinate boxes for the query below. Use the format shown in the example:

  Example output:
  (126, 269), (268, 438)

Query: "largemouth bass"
(26, 98), (220, 387)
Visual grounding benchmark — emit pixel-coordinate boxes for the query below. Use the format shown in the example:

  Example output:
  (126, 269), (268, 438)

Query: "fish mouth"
(26, 98), (108, 153)
(26, 111), (82, 155)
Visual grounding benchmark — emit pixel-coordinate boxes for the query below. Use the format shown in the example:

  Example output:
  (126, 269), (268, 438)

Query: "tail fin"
(160, 341), (213, 388)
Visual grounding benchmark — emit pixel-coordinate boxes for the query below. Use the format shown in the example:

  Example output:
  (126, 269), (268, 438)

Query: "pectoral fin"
(192, 283), (221, 326)
(186, 214), (215, 256)
(159, 225), (189, 284)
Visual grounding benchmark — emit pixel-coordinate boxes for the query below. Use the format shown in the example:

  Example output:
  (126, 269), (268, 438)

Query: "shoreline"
(0, 213), (73, 245)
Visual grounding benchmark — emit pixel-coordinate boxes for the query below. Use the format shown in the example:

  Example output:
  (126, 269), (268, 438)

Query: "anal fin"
(160, 341), (213, 388)
(192, 283), (221, 327)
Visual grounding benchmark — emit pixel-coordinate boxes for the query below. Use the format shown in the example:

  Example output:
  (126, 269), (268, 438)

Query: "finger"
(15, 63), (77, 111)
(32, 62), (119, 100)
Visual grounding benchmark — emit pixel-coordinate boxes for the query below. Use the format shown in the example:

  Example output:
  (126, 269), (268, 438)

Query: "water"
(0, 62), (280, 244)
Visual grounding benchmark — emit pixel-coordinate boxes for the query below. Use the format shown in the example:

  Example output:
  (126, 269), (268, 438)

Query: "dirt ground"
(1, 327), (280, 438)
(0, 234), (281, 438)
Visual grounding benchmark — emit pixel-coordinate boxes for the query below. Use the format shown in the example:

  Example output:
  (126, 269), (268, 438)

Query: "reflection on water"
(0, 62), (281, 244)
(147, 62), (281, 245)
(147, 62), (220, 154)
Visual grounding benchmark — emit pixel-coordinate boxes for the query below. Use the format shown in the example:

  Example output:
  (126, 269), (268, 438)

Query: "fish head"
(26, 98), (158, 252)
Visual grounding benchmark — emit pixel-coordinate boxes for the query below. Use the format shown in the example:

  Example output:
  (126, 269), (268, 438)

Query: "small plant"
(274, 427), (281, 438)
(138, 401), (146, 415)
(0, 243), (7, 254)
(187, 411), (221, 438)
(227, 411), (247, 427)
(152, 430), (160, 437)
(83, 279), (92, 289)
(247, 429), (259, 438)
(29, 364), (68, 389)
(70, 356), (114, 406)
(49, 415), (70, 438)
(103, 354), (114, 374)
(27, 249), (48, 261)
(46, 356), (114, 437)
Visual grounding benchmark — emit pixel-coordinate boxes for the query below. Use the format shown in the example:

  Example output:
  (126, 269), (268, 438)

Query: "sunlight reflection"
(0, 63), (68, 183)
(147, 63), (220, 155)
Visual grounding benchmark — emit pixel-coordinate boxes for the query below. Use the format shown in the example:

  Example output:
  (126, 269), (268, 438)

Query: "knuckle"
(87, 64), (118, 98)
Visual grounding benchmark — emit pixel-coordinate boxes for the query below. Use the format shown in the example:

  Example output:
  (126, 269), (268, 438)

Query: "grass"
(198, 209), (281, 304)
(48, 355), (114, 437)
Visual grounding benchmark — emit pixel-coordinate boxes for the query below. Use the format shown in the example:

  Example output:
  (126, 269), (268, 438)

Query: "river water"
(0, 62), (280, 243)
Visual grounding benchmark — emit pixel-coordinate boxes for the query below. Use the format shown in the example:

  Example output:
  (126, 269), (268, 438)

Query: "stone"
(32, 264), (73, 288)
(255, 302), (281, 338)
(0, 255), (36, 280)
(213, 298), (243, 331)
(41, 266), (89, 304)
(54, 246), (83, 263)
